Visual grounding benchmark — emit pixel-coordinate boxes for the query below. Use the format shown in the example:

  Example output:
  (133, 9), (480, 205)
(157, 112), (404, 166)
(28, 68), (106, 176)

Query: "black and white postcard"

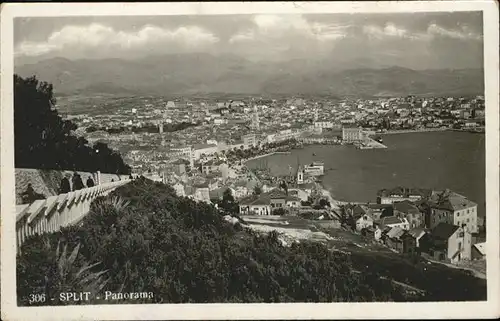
(1, 1), (499, 320)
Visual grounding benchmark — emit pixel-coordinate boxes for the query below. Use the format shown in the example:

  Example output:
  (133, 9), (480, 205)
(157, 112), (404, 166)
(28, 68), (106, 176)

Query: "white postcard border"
(1, 1), (499, 320)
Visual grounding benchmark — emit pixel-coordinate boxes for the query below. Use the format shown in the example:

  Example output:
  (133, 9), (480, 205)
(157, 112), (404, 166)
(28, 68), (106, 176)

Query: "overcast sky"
(14, 12), (483, 69)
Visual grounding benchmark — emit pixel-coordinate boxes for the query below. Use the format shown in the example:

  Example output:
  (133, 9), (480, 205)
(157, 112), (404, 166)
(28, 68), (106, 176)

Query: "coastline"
(243, 151), (291, 162)
(319, 185), (348, 210)
(379, 128), (450, 135)
(243, 152), (278, 162)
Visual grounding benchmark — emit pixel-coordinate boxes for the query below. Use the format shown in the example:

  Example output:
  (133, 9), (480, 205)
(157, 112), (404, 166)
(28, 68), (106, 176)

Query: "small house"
(376, 215), (410, 231)
(407, 227), (427, 248)
(383, 226), (405, 253)
(268, 189), (288, 209)
(285, 196), (301, 208)
(238, 194), (271, 216)
(422, 222), (472, 263)
(471, 242), (486, 260)
(393, 200), (424, 228)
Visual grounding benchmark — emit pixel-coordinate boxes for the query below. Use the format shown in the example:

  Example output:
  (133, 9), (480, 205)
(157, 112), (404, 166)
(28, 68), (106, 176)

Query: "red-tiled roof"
(377, 186), (432, 198)
(394, 200), (420, 214)
(378, 216), (405, 226)
(352, 205), (372, 219)
(193, 143), (217, 150)
(430, 190), (477, 211)
(286, 196), (301, 202)
(267, 189), (288, 199)
(386, 226), (405, 239)
(431, 222), (459, 240)
(408, 227), (426, 239)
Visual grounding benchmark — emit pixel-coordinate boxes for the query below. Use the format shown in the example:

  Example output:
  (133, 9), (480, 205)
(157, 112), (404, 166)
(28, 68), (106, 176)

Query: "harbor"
(246, 131), (485, 217)
(354, 137), (388, 149)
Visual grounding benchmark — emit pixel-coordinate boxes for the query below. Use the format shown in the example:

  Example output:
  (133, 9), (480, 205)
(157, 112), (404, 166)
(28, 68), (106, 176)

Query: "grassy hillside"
(17, 178), (486, 305)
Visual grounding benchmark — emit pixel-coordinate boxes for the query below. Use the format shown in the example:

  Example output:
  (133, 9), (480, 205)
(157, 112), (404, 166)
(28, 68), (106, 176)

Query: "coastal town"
(10, 8), (494, 310)
(62, 94), (485, 173)
(55, 94), (487, 273)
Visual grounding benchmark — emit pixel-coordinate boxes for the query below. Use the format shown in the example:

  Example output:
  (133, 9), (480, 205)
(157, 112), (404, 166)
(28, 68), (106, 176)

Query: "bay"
(247, 131), (486, 217)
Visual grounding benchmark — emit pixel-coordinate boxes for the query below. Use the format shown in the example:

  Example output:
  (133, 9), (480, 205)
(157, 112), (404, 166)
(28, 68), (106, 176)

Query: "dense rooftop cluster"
(61, 94), (485, 173)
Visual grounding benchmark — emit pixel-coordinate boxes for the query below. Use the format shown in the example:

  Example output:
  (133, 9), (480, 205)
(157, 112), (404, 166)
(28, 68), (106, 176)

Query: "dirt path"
(426, 259), (486, 279)
(351, 269), (425, 294)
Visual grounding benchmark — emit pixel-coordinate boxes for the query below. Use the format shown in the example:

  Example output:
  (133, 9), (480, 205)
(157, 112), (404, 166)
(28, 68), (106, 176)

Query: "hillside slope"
(15, 55), (484, 97)
(17, 178), (486, 305)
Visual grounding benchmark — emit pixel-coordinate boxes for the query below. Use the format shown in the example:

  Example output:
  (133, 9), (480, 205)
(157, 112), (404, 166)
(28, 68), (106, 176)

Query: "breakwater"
(380, 128), (449, 135)
(246, 131), (485, 217)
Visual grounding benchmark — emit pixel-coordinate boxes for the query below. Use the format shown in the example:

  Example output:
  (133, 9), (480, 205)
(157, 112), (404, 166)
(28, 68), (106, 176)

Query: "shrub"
(272, 208), (286, 216)
(17, 178), (486, 304)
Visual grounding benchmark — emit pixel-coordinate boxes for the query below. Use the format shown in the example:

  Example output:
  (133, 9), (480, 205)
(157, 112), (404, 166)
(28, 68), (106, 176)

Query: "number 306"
(29, 294), (46, 304)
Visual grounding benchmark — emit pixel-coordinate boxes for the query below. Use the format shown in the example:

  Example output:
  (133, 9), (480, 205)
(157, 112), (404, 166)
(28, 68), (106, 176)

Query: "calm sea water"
(247, 132), (486, 217)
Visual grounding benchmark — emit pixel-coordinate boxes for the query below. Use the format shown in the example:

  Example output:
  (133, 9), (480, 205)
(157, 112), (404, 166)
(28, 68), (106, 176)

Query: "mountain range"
(15, 53), (484, 97)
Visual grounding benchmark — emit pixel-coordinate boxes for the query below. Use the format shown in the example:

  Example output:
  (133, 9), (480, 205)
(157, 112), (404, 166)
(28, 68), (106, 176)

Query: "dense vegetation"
(224, 138), (301, 162)
(14, 75), (131, 174)
(17, 178), (486, 305)
(85, 122), (199, 134)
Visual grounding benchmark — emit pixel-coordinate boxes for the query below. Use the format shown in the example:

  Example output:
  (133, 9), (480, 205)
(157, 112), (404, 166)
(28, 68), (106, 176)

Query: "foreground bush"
(17, 178), (485, 304)
(14, 75), (130, 174)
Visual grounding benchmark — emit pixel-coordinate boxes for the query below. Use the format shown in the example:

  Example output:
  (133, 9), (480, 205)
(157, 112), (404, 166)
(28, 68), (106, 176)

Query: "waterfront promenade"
(359, 137), (388, 149)
(380, 128), (449, 135)
(244, 151), (292, 162)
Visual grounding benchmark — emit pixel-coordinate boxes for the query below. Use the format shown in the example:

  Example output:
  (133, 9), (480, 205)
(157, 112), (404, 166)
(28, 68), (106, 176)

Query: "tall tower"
(314, 109), (319, 122)
(164, 105), (169, 122)
(297, 165), (304, 185)
(158, 121), (164, 134)
(251, 104), (260, 130)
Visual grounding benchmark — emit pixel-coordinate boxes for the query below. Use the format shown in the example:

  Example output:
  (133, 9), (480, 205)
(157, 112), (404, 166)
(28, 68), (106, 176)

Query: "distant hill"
(15, 54), (484, 97)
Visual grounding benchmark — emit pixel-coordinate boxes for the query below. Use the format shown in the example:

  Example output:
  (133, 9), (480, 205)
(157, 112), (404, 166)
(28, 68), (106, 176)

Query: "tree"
(380, 206), (394, 218)
(319, 199), (331, 208)
(17, 178), (487, 305)
(14, 75), (131, 174)
(219, 189), (238, 214)
(253, 186), (263, 195)
(279, 180), (288, 195)
(272, 208), (286, 216)
(339, 204), (352, 227)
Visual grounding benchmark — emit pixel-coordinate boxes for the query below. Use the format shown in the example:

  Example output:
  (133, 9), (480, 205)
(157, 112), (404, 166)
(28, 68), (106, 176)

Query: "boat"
(304, 161), (325, 176)
(312, 153), (317, 156)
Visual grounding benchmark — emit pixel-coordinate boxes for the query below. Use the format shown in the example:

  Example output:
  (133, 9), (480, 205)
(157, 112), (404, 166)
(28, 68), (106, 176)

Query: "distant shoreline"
(244, 151), (292, 162)
(378, 127), (484, 135)
(379, 128), (450, 135)
(243, 152), (278, 162)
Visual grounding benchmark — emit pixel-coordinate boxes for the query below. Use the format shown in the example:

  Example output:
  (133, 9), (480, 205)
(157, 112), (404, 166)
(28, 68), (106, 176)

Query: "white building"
(296, 166), (304, 184)
(242, 134), (258, 148)
(214, 118), (228, 125)
(192, 144), (219, 161)
(303, 162), (324, 176)
(170, 146), (194, 168)
(193, 186), (211, 204)
(172, 182), (186, 197)
(378, 216), (410, 230)
(314, 121), (334, 129)
(342, 126), (363, 142)
(430, 190), (478, 234)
